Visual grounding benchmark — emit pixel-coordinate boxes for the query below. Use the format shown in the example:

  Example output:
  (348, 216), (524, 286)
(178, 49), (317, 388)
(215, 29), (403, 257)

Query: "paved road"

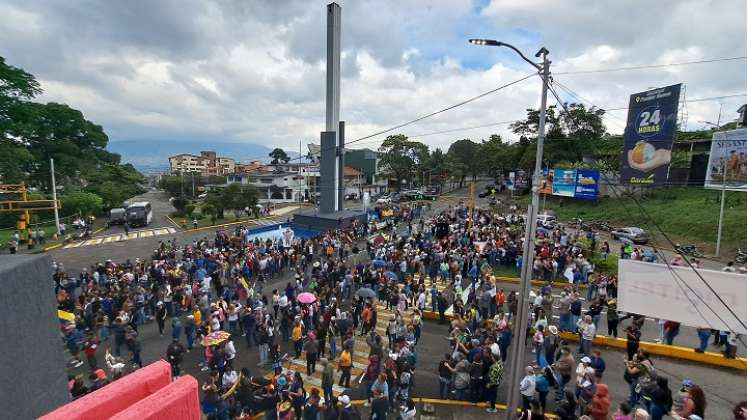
(55, 187), (743, 418)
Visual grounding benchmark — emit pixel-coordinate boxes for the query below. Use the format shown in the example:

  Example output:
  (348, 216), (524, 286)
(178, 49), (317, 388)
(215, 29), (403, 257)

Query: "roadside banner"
(573, 169), (599, 200)
(620, 84), (681, 185)
(552, 169), (576, 196)
(704, 128), (747, 190)
(618, 259), (747, 334)
(539, 169), (553, 194)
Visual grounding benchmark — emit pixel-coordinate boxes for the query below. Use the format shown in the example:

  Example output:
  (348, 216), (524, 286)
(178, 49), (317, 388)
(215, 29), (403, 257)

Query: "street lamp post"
(470, 38), (550, 419)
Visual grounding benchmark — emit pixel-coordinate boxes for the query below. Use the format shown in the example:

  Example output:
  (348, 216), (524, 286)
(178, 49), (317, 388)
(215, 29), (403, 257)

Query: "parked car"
(344, 193), (358, 200)
(611, 227), (650, 244)
(108, 208), (127, 225)
(197, 192), (208, 199)
(376, 195), (392, 204)
(536, 214), (557, 229)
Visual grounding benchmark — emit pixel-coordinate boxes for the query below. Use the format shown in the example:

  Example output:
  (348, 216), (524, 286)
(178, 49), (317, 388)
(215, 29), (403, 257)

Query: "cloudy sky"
(2, 0), (746, 159)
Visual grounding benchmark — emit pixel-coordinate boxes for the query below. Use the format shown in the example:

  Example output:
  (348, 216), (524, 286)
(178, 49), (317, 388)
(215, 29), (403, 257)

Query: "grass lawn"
(523, 187), (747, 255)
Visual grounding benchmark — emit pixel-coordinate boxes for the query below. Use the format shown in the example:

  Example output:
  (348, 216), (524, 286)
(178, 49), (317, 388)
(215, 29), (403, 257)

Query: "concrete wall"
(0, 254), (69, 419)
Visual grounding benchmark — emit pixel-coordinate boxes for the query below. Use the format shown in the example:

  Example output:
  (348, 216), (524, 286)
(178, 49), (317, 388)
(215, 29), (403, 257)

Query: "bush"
(590, 254), (619, 275)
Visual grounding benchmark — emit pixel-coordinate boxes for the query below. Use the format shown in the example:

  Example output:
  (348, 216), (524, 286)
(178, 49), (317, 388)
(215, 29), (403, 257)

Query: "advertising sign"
(620, 84), (681, 185)
(618, 260), (747, 334)
(552, 169), (576, 196)
(704, 128), (747, 191)
(514, 170), (529, 190)
(539, 169), (553, 194)
(574, 169), (600, 200)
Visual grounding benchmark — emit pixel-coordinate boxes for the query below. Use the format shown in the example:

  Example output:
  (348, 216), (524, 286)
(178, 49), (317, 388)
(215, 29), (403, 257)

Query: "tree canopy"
(0, 56), (144, 222)
(269, 148), (290, 164)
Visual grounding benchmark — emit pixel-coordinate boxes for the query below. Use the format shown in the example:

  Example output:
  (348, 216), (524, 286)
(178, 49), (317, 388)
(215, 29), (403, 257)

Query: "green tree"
(509, 103), (607, 170)
(203, 190), (225, 219)
(269, 148), (290, 164)
(447, 139), (480, 186)
(377, 134), (429, 189)
(201, 203), (219, 224)
(0, 56), (145, 221)
(222, 183), (258, 219)
(62, 191), (103, 216)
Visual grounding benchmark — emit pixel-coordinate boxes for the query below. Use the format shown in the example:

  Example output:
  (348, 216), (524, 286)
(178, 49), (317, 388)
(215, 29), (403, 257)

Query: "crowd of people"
(52, 196), (745, 419)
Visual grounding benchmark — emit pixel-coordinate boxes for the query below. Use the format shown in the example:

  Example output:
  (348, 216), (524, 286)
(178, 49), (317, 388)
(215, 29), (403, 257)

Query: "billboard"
(618, 260), (747, 334)
(552, 169), (576, 196)
(539, 169), (553, 194)
(704, 128), (747, 191)
(620, 84), (681, 185)
(574, 169), (600, 200)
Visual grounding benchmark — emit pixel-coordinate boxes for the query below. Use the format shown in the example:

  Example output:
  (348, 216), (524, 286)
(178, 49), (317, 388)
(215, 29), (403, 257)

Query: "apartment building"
(168, 151), (235, 176)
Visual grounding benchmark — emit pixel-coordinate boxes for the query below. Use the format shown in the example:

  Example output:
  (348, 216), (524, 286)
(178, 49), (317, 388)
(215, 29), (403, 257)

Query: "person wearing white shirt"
(417, 291), (426, 310)
(519, 366), (536, 413)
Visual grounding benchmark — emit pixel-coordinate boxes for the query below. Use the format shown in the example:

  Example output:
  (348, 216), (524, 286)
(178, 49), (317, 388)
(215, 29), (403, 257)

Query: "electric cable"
(554, 55), (747, 75)
(547, 85), (747, 352)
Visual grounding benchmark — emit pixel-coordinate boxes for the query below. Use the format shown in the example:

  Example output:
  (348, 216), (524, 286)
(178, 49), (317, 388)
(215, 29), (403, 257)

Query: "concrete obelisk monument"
(294, 2), (366, 230)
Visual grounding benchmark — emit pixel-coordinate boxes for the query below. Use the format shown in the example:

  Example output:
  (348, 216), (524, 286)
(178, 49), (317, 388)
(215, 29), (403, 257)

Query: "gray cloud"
(0, 0), (744, 157)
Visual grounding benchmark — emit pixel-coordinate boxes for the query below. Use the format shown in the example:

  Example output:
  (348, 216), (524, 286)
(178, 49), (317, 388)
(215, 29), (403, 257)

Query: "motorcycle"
(735, 249), (747, 264)
(674, 243), (704, 258)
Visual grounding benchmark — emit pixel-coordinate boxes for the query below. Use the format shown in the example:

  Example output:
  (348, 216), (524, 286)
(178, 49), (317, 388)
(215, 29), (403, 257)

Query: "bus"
(127, 201), (152, 227)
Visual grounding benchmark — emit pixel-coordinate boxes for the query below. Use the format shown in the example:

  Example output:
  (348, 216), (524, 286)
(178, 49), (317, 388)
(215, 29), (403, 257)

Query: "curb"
(44, 243), (63, 251)
(558, 332), (747, 371)
(420, 312), (746, 370)
(493, 274), (589, 289)
(248, 398), (555, 420)
(165, 214), (182, 230)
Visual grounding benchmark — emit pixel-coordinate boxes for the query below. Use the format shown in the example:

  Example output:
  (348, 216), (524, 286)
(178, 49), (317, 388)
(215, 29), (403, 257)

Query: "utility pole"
(50, 158), (61, 236)
(505, 49), (550, 419)
(299, 139), (303, 203)
(712, 107), (725, 256)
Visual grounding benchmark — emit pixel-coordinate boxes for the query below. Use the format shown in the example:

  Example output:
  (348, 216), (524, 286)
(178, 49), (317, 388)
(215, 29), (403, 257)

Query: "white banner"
(618, 259), (747, 334)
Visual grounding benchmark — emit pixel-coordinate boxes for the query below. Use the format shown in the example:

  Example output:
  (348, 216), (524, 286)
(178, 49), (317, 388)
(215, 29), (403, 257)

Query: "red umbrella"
(297, 292), (316, 304)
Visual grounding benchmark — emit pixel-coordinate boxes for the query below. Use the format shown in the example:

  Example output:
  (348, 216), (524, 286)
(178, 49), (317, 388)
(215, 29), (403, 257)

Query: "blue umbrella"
(373, 259), (385, 268)
(383, 271), (398, 281)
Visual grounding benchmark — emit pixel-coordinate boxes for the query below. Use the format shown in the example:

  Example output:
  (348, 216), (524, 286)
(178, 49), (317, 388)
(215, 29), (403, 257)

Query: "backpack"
(339, 351), (352, 368)
(488, 361), (504, 387)
(343, 406), (362, 420)
(570, 300), (582, 315)
(407, 351), (417, 368)
(400, 371), (411, 388)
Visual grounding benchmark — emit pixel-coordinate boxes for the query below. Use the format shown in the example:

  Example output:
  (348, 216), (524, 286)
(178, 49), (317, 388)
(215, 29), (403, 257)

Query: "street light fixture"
(469, 38), (551, 419)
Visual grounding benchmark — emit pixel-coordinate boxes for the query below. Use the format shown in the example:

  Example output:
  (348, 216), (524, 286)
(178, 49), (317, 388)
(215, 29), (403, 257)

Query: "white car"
(197, 192), (208, 199)
(376, 196), (392, 204)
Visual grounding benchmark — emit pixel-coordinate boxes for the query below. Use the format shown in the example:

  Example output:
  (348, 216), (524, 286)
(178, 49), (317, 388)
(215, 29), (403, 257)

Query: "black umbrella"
(356, 287), (377, 299)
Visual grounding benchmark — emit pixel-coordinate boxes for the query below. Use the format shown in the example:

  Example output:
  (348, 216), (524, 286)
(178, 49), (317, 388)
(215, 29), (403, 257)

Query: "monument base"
(293, 209), (367, 231)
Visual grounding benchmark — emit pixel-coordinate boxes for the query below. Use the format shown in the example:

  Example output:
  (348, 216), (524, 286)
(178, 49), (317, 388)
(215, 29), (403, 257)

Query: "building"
(225, 163), (365, 204)
(307, 144), (389, 194)
(168, 151), (235, 176)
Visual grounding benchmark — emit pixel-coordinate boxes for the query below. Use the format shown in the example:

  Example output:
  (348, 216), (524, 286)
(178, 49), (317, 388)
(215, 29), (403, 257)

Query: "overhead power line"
(216, 73), (537, 177)
(347, 72), (536, 144)
(554, 55), (747, 75)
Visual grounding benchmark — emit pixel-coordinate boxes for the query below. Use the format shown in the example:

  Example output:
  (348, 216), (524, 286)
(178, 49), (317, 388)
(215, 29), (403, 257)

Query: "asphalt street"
(52, 186), (744, 418)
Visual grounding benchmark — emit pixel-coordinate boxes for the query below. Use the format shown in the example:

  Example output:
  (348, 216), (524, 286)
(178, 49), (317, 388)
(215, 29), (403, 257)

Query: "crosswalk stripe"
(139, 230), (154, 238)
(167, 227), (177, 234)
(153, 228), (169, 235)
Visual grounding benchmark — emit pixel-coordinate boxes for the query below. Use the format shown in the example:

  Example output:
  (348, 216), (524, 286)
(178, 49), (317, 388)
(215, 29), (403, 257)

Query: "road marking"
(61, 227), (176, 249)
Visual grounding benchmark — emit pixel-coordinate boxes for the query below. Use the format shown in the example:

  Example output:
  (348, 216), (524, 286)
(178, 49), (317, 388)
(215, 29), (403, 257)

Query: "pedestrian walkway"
(62, 227), (177, 249)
